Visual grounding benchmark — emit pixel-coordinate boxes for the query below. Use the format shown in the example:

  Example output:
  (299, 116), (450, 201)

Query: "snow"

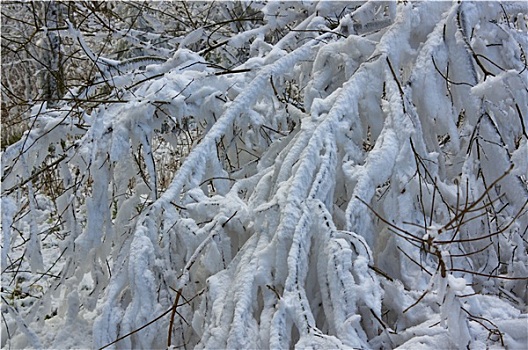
(1, 197), (17, 269)
(2, 1), (527, 349)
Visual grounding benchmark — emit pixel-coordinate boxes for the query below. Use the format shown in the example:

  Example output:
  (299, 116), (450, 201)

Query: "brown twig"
(167, 288), (183, 348)
(98, 308), (173, 350)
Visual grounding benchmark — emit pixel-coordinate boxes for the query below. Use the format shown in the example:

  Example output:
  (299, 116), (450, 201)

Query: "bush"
(2, 1), (527, 349)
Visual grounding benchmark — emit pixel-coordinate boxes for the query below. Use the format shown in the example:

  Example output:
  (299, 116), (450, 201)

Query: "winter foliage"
(1, 1), (527, 349)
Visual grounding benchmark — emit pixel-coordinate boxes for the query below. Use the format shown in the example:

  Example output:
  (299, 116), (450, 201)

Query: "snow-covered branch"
(2, 2), (527, 349)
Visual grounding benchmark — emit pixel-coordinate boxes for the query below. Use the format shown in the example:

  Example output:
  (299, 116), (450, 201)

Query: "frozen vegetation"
(1, 1), (527, 349)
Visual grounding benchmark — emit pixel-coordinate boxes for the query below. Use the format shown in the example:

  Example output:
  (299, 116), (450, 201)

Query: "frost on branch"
(1, 1), (527, 349)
